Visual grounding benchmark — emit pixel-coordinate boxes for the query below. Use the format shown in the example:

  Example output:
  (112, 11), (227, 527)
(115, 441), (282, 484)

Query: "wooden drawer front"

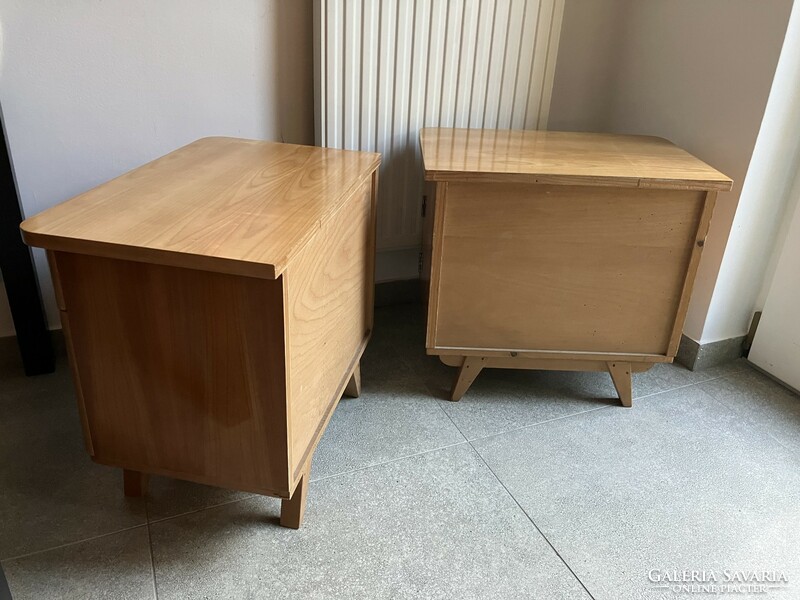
(433, 182), (706, 355)
(53, 252), (291, 496)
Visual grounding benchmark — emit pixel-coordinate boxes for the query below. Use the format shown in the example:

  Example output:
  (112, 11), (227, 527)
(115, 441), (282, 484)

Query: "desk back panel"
(432, 182), (706, 355)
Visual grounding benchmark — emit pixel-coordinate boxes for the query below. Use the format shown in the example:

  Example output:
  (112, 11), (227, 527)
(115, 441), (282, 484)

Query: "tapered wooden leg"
(123, 469), (149, 497)
(607, 361), (633, 407)
(344, 362), (361, 398)
(281, 466), (310, 529)
(450, 356), (485, 402)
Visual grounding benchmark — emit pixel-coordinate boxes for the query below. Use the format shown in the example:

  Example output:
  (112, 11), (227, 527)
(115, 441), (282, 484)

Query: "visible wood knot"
(510, 351), (518, 357)
(697, 239), (705, 247)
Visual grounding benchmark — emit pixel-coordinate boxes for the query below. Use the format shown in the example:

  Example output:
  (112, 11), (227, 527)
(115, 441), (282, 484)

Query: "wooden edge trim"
(46, 250), (66, 311)
(425, 171), (731, 191)
(277, 273), (295, 493)
(441, 354), (655, 373)
(425, 182), (448, 349)
(94, 457), (289, 499)
(22, 233), (279, 280)
(365, 170), (379, 331)
(666, 191), (719, 356)
(426, 171), (640, 188)
(58, 311), (95, 456)
(430, 346), (671, 363)
(638, 178), (732, 192)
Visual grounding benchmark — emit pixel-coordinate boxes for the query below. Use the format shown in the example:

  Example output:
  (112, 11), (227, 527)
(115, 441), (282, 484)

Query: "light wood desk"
(21, 137), (380, 529)
(421, 128), (732, 406)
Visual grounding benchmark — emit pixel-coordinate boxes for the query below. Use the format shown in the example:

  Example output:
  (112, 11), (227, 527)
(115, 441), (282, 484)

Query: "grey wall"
(0, 0), (315, 336)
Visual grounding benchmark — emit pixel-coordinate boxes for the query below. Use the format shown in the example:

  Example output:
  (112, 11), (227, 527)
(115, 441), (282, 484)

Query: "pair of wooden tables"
(22, 130), (729, 528)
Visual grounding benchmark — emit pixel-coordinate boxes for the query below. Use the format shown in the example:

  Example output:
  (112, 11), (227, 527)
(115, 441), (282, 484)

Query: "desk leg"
(607, 362), (633, 408)
(344, 362), (361, 398)
(123, 469), (149, 497)
(450, 356), (485, 401)
(281, 462), (310, 529)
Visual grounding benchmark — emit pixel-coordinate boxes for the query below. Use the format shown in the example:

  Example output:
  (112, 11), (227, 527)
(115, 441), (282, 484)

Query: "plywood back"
(285, 177), (376, 480)
(54, 252), (291, 496)
(431, 182), (706, 355)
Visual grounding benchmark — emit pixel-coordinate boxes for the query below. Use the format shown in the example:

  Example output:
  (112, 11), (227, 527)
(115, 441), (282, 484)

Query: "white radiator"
(314, 0), (564, 258)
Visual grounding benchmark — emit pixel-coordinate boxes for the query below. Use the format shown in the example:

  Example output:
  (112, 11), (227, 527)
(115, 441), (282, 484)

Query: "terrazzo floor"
(1, 304), (799, 599)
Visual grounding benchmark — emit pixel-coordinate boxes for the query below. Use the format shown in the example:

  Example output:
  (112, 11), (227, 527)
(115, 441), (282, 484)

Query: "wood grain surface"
(21, 137), (381, 279)
(421, 128), (732, 191)
(433, 182), (706, 355)
(285, 178), (376, 482)
(421, 127), (730, 405)
(53, 251), (293, 496)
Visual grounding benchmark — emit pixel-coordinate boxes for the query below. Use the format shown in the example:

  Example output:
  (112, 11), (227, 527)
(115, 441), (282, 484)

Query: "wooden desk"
(21, 137), (380, 529)
(420, 128), (732, 406)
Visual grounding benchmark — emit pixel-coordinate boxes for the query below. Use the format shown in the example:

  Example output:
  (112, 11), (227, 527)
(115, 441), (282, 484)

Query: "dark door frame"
(0, 107), (55, 376)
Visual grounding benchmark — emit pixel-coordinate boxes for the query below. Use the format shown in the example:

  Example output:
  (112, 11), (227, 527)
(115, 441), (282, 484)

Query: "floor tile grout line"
(0, 523), (148, 563)
(427, 379), (472, 444)
(146, 493), (258, 526)
(3, 344), (748, 564)
(433, 379), (595, 598)
(147, 441), (474, 526)
(694, 379), (800, 460)
(435, 364), (754, 448)
(402, 343), (747, 424)
(310, 439), (471, 484)
(466, 441), (598, 600)
(142, 363), (759, 531)
(416, 358), (747, 447)
(145, 502), (159, 600)
(465, 405), (612, 445)
(433, 378), (597, 599)
(433, 395), (471, 442)
(633, 369), (747, 400)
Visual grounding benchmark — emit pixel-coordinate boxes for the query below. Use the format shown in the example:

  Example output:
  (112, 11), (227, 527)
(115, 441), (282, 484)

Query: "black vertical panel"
(0, 109), (55, 375)
(0, 562), (10, 600)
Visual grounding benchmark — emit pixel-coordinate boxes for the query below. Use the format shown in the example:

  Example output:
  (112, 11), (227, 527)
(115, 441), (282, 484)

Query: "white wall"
(0, 0), (313, 337)
(704, 0), (800, 344)
(550, 0), (792, 343)
(749, 166), (800, 390)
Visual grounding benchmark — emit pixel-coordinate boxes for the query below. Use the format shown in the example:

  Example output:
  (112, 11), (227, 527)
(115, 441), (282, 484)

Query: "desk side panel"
(432, 182), (705, 356)
(285, 176), (375, 481)
(53, 253), (291, 496)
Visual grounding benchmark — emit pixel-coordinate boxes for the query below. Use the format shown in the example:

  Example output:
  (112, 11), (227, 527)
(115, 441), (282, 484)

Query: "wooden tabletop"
(21, 137), (381, 279)
(420, 128), (732, 191)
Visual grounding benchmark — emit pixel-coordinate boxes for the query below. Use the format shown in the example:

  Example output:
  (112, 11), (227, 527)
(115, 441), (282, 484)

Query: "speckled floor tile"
(150, 444), (591, 600)
(473, 385), (800, 599)
(2, 527), (154, 600)
(144, 476), (254, 523)
(311, 377), (465, 481)
(0, 366), (146, 559)
(426, 356), (749, 441)
(0, 303), (787, 599)
(434, 367), (616, 441)
(700, 365), (800, 455)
